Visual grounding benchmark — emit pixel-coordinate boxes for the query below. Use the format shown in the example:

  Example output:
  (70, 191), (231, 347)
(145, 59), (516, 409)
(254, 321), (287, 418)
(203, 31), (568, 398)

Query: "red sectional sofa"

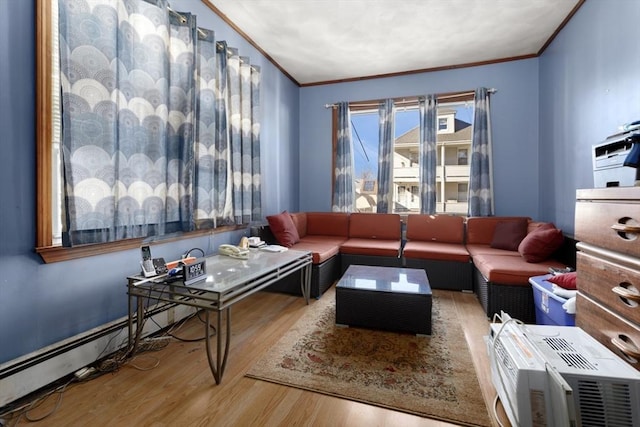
(262, 211), (574, 323)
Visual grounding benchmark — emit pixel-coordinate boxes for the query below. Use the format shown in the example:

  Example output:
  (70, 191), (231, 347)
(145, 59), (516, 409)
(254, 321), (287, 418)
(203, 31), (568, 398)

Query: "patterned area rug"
(247, 288), (491, 426)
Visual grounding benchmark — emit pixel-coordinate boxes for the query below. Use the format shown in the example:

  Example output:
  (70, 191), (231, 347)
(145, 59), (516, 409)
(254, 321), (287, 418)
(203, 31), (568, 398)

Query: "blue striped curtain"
(419, 95), (438, 214)
(332, 102), (355, 212)
(376, 99), (395, 213)
(468, 88), (494, 217)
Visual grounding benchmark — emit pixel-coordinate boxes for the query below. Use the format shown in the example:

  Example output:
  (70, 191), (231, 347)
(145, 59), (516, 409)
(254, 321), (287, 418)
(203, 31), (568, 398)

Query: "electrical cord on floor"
(146, 307), (215, 342)
(0, 374), (77, 426)
(0, 285), (217, 425)
(492, 394), (507, 427)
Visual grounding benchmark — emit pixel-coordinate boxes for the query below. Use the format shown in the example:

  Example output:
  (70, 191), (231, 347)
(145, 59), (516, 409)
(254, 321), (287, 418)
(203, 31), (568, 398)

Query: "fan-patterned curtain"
(58, 0), (260, 245)
(376, 99), (395, 213)
(332, 102), (355, 212)
(468, 87), (494, 217)
(250, 64), (262, 221)
(419, 95), (438, 214)
(194, 27), (216, 229)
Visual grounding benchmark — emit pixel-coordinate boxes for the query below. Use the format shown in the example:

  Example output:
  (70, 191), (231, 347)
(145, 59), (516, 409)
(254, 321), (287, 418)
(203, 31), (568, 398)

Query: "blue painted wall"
(0, 0), (299, 364)
(1, 0), (639, 369)
(539, 0), (640, 233)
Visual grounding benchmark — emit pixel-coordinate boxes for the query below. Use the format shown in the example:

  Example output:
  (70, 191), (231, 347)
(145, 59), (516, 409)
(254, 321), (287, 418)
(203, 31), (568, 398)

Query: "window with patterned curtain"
(54, 0), (261, 247)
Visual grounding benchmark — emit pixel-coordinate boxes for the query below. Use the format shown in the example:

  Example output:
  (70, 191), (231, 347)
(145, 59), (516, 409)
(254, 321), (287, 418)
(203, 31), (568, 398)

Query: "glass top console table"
(127, 249), (312, 384)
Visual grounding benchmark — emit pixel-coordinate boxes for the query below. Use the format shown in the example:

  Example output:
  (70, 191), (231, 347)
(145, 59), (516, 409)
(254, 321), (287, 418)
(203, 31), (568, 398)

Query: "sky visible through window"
(351, 104), (473, 181)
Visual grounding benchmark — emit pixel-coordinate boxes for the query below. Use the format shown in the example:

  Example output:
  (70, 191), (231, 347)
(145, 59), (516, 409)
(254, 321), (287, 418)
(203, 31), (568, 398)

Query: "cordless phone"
(140, 245), (156, 277)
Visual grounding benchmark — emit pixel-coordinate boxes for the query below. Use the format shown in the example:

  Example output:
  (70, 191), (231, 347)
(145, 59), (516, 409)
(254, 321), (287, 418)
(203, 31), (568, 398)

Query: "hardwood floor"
(3, 288), (510, 427)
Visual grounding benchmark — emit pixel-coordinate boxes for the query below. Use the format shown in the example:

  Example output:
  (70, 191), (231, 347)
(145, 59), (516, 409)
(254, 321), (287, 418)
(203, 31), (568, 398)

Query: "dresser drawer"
(577, 251), (640, 325)
(575, 200), (640, 258)
(576, 294), (640, 371)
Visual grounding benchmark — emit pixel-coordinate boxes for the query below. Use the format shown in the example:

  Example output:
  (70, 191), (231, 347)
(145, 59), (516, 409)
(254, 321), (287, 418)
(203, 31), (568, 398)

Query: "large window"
(36, 0), (261, 262)
(347, 95), (474, 214)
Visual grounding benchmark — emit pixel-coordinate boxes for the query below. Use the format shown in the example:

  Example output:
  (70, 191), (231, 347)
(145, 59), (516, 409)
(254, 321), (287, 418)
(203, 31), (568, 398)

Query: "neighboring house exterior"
(356, 109), (472, 214)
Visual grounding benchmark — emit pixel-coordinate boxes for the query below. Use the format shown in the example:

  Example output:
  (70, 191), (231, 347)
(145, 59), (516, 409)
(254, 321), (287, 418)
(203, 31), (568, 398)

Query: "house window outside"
(362, 180), (376, 193)
(349, 100), (473, 214)
(457, 148), (468, 166)
(458, 183), (469, 202)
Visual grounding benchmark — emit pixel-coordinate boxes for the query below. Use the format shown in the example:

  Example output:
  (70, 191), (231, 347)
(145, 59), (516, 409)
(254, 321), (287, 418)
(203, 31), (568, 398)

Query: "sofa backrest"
(406, 214), (464, 243)
(465, 216), (531, 245)
(289, 212), (307, 237)
(348, 213), (401, 240)
(305, 212), (350, 237)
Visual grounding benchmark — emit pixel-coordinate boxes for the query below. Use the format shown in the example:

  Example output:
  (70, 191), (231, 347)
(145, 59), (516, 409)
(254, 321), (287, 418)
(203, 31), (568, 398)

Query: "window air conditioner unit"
(487, 315), (640, 427)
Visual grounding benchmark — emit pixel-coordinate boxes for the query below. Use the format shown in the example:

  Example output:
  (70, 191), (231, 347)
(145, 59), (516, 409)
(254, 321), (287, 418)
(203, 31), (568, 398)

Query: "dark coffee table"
(335, 265), (432, 335)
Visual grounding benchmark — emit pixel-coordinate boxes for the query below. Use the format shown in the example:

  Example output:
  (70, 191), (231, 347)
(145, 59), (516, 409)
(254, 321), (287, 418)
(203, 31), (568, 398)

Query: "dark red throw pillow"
(266, 211), (300, 247)
(518, 225), (564, 263)
(547, 272), (577, 290)
(490, 219), (528, 251)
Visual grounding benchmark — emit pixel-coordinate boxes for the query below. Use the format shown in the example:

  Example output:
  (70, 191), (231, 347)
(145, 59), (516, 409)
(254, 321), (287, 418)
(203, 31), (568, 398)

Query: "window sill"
(36, 225), (243, 263)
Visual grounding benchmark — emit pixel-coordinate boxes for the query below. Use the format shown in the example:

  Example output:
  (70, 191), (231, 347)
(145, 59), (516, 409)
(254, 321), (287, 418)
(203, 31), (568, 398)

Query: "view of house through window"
(351, 101), (474, 214)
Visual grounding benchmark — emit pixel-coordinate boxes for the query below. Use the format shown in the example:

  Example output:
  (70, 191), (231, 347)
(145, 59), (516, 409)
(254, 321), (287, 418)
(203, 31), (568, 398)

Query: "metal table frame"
(127, 249), (312, 384)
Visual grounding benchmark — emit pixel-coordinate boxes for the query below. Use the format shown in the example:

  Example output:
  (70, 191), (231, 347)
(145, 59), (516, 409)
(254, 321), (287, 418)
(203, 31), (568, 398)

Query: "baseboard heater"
(0, 301), (196, 408)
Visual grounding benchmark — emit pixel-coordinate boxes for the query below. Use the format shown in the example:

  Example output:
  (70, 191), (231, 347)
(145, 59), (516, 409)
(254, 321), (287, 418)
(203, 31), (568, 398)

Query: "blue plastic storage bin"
(529, 275), (576, 326)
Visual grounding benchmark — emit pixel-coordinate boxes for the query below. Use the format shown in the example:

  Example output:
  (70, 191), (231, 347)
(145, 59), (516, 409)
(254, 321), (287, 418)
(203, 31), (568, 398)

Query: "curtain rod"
(324, 88), (497, 109)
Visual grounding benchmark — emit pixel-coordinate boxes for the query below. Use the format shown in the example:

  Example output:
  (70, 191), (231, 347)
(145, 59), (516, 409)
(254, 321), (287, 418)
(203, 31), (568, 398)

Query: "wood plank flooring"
(4, 288), (510, 427)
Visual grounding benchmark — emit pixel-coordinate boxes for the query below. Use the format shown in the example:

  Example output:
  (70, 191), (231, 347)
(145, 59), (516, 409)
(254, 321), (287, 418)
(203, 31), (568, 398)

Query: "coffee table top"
(336, 265), (431, 295)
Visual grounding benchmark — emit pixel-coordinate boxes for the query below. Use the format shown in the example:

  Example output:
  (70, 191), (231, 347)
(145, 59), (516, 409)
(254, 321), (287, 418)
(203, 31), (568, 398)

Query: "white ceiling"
(204, 0), (582, 86)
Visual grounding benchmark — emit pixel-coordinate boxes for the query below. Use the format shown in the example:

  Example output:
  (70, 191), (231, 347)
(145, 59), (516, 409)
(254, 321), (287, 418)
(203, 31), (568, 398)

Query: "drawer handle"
(611, 336), (640, 359)
(611, 223), (640, 233)
(612, 286), (640, 302)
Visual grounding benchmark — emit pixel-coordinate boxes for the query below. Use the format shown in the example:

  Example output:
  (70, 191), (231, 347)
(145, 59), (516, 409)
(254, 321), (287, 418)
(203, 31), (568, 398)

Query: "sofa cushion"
(266, 211), (300, 247)
(340, 238), (401, 257)
(466, 216), (531, 245)
(306, 212), (350, 237)
(291, 236), (346, 264)
(406, 214), (464, 244)
(403, 241), (470, 263)
(465, 244), (522, 257)
(348, 213), (401, 240)
(289, 212), (307, 238)
(490, 218), (528, 251)
(473, 254), (566, 285)
(518, 224), (564, 263)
